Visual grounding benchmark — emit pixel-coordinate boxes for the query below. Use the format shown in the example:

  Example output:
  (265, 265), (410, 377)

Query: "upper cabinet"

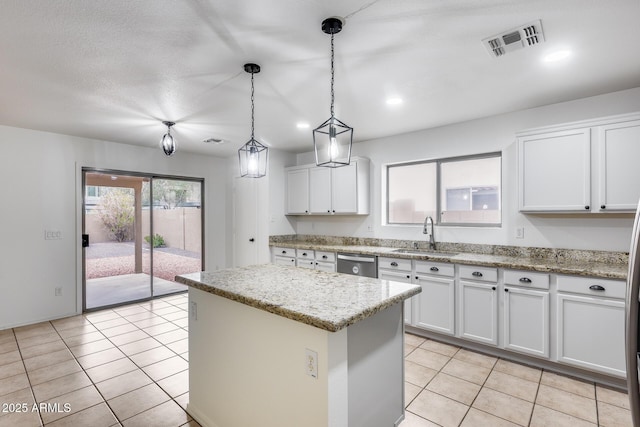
(518, 113), (640, 213)
(286, 157), (370, 215)
(286, 168), (310, 214)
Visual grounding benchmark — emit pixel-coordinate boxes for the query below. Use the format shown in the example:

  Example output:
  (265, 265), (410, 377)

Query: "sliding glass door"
(83, 170), (203, 310)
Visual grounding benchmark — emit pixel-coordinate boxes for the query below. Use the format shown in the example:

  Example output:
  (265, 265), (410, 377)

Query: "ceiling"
(1, 0), (639, 157)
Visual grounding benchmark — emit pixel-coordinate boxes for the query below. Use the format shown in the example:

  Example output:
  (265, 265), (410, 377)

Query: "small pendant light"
(160, 121), (176, 156)
(313, 17), (353, 168)
(238, 63), (268, 178)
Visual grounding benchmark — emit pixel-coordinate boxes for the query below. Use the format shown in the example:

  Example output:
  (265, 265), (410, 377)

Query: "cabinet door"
(504, 287), (549, 358)
(518, 128), (591, 212)
(557, 293), (625, 377)
(458, 280), (498, 345)
(331, 163), (358, 213)
(309, 167), (332, 214)
(379, 270), (413, 325)
(415, 275), (455, 335)
(286, 168), (310, 214)
(314, 261), (336, 273)
(598, 120), (640, 211)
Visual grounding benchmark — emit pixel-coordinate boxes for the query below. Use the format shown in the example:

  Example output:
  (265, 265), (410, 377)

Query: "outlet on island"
(305, 348), (318, 378)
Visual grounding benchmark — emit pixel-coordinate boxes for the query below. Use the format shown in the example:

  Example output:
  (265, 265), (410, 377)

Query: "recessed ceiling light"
(543, 50), (572, 63)
(296, 122), (310, 129)
(386, 97), (403, 106)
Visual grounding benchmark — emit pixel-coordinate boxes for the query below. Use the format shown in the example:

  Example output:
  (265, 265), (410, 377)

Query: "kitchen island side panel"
(187, 287), (342, 427)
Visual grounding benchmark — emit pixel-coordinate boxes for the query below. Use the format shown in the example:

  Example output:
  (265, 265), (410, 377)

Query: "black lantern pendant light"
(160, 121), (176, 156)
(238, 63), (268, 178)
(313, 17), (353, 168)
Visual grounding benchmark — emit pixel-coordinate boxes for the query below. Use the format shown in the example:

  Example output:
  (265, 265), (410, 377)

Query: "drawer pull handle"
(406, 275), (411, 279)
(390, 262), (398, 267)
(505, 288), (509, 292)
(302, 252), (307, 256)
(430, 266), (439, 272)
(281, 250), (287, 254)
(519, 277), (532, 283)
(589, 285), (606, 291)
(290, 259), (295, 263)
(584, 205), (590, 210)
(322, 255), (328, 259)
(601, 205), (606, 209)
(472, 271), (483, 277)
(492, 286), (496, 291)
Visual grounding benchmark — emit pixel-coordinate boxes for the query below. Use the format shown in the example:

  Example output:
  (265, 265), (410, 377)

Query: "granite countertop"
(271, 241), (629, 280)
(175, 264), (421, 332)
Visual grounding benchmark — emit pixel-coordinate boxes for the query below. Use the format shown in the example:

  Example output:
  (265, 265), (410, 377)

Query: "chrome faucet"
(423, 216), (436, 250)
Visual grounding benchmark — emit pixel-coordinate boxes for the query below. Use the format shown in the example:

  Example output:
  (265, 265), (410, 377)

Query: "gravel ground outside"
(86, 242), (201, 281)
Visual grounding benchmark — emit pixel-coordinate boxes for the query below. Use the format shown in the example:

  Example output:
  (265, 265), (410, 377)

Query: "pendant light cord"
(250, 71), (255, 139)
(330, 32), (335, 118)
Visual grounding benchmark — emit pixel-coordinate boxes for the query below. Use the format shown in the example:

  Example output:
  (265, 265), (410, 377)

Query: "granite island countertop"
(270, 240), (629, 280)
(175, 263), (421, 332)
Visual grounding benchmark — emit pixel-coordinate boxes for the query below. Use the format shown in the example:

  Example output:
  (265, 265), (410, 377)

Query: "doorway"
(82, 169), (204, 310)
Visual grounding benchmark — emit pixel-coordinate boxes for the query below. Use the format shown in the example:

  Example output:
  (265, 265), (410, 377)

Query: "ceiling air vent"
(482, 20), (545, 58)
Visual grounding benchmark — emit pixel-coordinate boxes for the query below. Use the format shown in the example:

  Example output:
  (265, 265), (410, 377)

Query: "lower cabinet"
(415, 274), (455, 335)
(503, 287), (549, 358)
(556, 275), (626, 377)
(503, 270), (550, 358)
(378, 264), (413, 325)
(458, 280), (498, 345)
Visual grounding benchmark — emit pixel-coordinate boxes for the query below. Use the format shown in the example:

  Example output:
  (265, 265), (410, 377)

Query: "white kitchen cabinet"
(518, 112), (640, 213)
(378, 257), (414, 325)
(415, 274), (455, 336)
(309, 167), (332, 214)
(556, 275), (626, 377)
(272, 246), (296, 266)
(597, 119), (640, 211)
(285, 158), (369, 215)
(503, 270), (550, 358)
(286, 168), (310, 214)
(518, 128), (591, 212)
(458, 266), (498, 346)
(504, 287), (549, 358)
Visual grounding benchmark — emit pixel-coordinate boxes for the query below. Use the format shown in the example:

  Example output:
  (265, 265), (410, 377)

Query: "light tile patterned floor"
(0, 293), (195, 427)
(401, 333), (633, 427)
(0, 295), (634, 427)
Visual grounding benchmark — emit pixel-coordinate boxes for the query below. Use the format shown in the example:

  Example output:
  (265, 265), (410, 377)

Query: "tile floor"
(401, 333), (633, 427)
(0, 294), (634, 427)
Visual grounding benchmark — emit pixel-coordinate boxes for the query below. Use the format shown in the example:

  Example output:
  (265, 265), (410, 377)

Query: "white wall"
(0, 125), (228, 329)
(286, 87), (640, 252)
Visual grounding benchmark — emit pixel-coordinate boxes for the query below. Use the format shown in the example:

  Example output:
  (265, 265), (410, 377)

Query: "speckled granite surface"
(175, 264), (421, 332)
(270, 235), (629, 280)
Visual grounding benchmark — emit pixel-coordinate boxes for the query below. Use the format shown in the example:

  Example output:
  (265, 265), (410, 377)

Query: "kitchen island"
(175, 264), (421, 427)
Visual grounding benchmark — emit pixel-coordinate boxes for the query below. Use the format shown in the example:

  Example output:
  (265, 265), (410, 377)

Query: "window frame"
(385, 151), (502, 227)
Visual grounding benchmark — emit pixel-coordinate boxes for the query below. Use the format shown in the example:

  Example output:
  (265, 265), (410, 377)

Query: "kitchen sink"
(391, 248), (458, 257)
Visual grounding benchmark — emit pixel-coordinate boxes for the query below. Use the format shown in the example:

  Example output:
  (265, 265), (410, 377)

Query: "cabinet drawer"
(379, 269), (413, 283)
(504, 270), (550, 290)
(415, 261), (454, 277)
(315, 251), (336, 262)
(459, 265), (498, 282)
(273, 247), (296, 257)
(378, 257), (411, 272)
(557, 275), (625, 299)
(296, 249), (315, 259)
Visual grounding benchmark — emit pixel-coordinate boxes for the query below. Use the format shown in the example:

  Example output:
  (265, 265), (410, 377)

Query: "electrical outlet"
(44, 230), (62, 240)
(515, 227), (525, 239)
(190, 301), (198, 321)
(305, 349), (318, 378)
(54, 287), (62, 296)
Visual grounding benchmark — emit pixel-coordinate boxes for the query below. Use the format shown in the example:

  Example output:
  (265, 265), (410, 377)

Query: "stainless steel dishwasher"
(336, 253), (378, 278)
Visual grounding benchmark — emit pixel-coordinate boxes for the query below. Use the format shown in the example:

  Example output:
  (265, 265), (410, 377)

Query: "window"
(386, 153), (501, 226)
(387, 162), (436, 224)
